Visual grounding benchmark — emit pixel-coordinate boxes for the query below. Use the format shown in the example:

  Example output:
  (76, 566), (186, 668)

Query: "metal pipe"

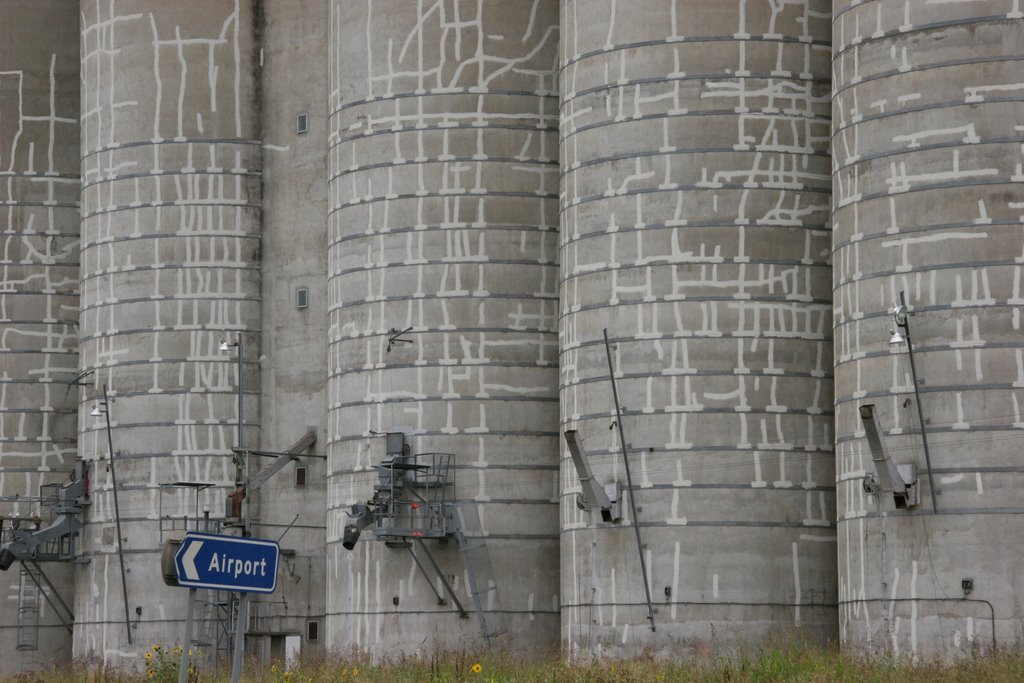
(103, 384), (133, 644)
(236, 336), (250, 539)
(561, 597), (996, 653)
(237, 336), (244, 451)
(897, 291), (939, 513)
(231, 337), (247, 683)
(840, 596), (996, 652)
(602, 329), (656, 632)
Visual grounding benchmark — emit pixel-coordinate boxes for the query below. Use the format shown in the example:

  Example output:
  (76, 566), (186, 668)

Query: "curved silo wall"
(833, 1), (1024, 658)
(76, 0), (260, 665)
(326, 0), (561, 654)
(0, 0), (80, 671)
(559, 0), (836, 655)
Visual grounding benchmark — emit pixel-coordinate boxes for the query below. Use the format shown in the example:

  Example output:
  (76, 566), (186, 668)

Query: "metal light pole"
(602, 329), (656, 632)
(92, 385), (132, 644)
(889, 291), (939, 513)
(218, 336), (247, 683)
(219, 336), (244, 452)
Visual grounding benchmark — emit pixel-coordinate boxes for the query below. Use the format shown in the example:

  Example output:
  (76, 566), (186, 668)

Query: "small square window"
(307, 620), (319, 641)
(296, 113), (308, 134)
(296, 287), (309, 309)
(295, 466), (307, 487)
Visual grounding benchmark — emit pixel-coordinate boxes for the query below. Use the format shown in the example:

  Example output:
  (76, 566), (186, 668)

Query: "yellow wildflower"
(352, 668), (359, 676)
(147, 669), (155, 678)
(153, 644), (161, 651)
(471, 663), (482, 674)
(144, 652), (153, 660)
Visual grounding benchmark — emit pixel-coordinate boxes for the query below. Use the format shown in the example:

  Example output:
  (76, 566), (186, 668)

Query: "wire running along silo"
(833, 1), (1024, 658)
(76, 0), (261, 664)
(326, 0), (562, 653)
(0, 0), (80, 670)
(559, 0), (836, 654)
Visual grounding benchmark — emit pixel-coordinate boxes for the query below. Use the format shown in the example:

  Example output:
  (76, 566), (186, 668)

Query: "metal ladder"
(16, 562), (40, 652)
(452, 503), (507, 646)
(194, 589), (231, 663)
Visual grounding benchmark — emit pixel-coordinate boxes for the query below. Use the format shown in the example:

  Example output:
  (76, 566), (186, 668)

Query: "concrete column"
(257, 0), (330, 657)
(76, 0), (261, 666)
(0, 0), (80, 672)
(833, 1), (1024, 659)
(325, 0), (561, 655)
(559, 0), (836, 655)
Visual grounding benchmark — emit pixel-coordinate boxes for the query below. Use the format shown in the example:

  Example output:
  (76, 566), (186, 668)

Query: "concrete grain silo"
(559, 0), (836, 655)
(76, 0), (261, 665)
(325, 0), (562, 654)
(0, 0), (80, 671)
(832, 1), (1024, 658)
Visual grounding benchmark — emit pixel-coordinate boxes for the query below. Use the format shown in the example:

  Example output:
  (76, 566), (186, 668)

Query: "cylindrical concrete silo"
(559, 0), (835, 655)
(77, 0), (261, 665)
(0, 0), (80, 671)
(326, 0), (561, 654)
(833, 2), (1024, 658)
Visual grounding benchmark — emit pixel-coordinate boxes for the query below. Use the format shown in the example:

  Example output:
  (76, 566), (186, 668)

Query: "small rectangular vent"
(296, 113), (308, 134)
(296, 287), (309, 309)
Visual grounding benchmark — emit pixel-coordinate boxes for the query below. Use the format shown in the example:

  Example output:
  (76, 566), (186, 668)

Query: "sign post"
(177, 588), (195, 683)
(173, 532), (280, 683)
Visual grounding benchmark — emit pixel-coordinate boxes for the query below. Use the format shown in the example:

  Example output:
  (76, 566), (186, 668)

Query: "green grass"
(11, 646), (1024, 682)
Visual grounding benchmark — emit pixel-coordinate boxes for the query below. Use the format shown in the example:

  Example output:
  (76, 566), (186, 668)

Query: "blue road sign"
(174, 532), (279, 594)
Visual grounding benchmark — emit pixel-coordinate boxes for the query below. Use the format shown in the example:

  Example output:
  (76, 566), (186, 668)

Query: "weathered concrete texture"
(832, 1), (1024, 659)
(326, 0), (561, 655)
(76, 0), (261, 666)
(0, 0), (80, 672)
(255, 0), (329, 661)
(559, 0), (836, 656)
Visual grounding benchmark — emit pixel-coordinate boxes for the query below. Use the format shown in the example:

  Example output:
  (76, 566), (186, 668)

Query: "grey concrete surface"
(253, 0), (330, 662)
(832, 0), (1024, 659)
(75, 0), (262, 668)
(3, 0), (1024, 672)
(558, 0), (837, 656)
(0, 0), (80, 673)
(325, 0), (562, 656)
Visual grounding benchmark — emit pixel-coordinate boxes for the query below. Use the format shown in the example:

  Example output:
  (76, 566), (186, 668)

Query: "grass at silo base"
(11, 646), (1024, 682)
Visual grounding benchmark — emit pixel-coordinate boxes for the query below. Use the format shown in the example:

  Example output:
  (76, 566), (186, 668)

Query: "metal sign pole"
(231, 592), (248, 683)
(177, 588), (196, 683)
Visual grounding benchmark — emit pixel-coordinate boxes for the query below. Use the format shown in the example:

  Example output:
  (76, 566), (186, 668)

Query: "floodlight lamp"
(91, 404), (103, 417)
(889, 329), (906, 345)
(342, 524), (362, 550)
(218, 339), (232, 352)
(890, 303), (909, 326)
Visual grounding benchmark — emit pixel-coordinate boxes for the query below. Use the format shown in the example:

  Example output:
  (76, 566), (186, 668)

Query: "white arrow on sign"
(181, 540), (203, 581)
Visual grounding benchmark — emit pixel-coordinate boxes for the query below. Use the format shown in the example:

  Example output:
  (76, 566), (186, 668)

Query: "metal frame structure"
(0, 462), (91, 647)
(342, 433), (507, 644)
